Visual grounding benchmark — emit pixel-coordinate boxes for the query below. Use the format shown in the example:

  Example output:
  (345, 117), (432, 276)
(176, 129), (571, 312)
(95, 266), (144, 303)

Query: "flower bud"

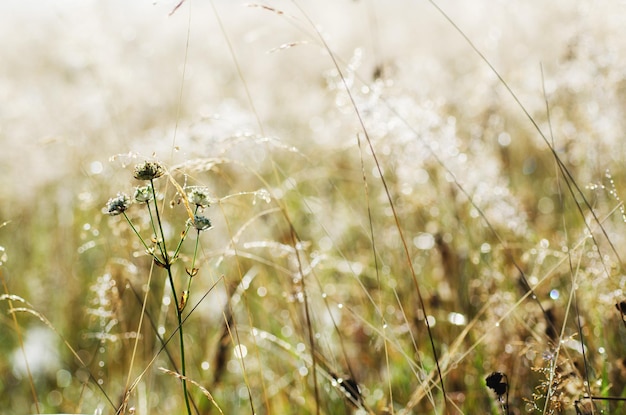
(188, 215), (212, 231)
(105, 193), (131, 216)
(134, 186), (153, 203)
(186, 186), (211, 207)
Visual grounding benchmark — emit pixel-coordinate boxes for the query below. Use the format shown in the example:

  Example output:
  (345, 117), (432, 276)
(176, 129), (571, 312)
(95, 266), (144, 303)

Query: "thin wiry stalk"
(427, 0), (623, 272)
(173, 223), (192, 261)
(203, 152), (327, 412)
(150, 179), (170, 265)
(0, 272), (41, 414)
(168, 0), (191, 162)
(380, 59), (559, 370)
(356, 130), (395, 412)
(293, 238), (321, 415)
(413, 19), (620, 409)
(146, 200), (168, 261)
(206, 137), (407, 412)
(1, 300), (117, 411)
(122, 211), (161, 265)
(123, 253), (156, 410)
(159, 367), (224, 414)
(165, 252), (192, 415)
(208, 1), (298, 410)
(122, 277), (224, 402)
(438, 205), (619, 392)
(540, 66), (594, 415)
(291, 2), (448, 412)
(217, 157), (386, 412)
(148, 177), (192, 415)
(125, 279), (181, 374)
(217, 200), (263, 414)
(183, 229), (200, 297)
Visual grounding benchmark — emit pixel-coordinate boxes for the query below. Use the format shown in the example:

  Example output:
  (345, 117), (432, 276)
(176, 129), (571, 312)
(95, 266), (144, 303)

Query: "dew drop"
(234, 344), (248, 359)
(89, 161), (103, 175)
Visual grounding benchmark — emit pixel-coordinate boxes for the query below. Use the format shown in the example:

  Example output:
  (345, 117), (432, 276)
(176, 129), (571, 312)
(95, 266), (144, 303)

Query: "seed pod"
(179, 290), (189, 312)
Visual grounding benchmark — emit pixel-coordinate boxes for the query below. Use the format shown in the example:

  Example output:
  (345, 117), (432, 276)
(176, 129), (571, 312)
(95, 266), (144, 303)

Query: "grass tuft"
(3, 1), (626, 414)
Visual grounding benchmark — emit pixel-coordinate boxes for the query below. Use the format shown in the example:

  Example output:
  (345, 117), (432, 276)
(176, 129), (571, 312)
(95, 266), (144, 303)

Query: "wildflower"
(187, 187), (211, 207)
(133, 161), (165, 181)
(106, 193), (131, 216)
(188, 215), (212, 231)
(485, 371), (508, 397)
(134, 185), (153, 203)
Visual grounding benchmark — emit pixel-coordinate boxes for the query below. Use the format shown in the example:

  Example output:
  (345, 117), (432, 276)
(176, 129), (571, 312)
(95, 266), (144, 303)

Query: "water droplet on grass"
(234, 344), (248, 359)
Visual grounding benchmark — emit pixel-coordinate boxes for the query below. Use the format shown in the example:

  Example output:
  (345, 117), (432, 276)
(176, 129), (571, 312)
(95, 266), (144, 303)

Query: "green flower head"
(134, 185), (153, 203)
(106, 193), (131, 216)
(133, 161), (165, 181)
(187, 187), (211, 207)
(188, 215), (212, 231)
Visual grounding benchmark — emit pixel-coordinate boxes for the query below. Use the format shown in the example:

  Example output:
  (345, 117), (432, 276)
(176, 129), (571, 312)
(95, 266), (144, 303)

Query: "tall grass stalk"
(6, 1), (626, 414)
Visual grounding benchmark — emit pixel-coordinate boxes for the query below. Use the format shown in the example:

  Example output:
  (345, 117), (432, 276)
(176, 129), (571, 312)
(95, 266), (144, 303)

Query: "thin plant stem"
(0, 271), (41, 414)
(148, 178), (193, 415)
(186, 230), (201, 295)
(122, 212), (162, 265)
(167, 266), (192, 415)
(150, 180), (170, 264)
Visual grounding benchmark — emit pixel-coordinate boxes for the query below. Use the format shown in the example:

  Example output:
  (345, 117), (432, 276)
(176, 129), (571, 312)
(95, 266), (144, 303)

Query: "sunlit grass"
(1, 1), (626, 414)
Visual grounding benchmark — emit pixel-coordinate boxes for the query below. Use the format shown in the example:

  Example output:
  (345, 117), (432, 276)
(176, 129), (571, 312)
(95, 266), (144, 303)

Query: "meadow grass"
(1, 1), (626, 414)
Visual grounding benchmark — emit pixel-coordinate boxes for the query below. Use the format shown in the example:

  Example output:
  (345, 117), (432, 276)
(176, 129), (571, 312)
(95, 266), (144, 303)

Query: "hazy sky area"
(2, 0), (608, 195)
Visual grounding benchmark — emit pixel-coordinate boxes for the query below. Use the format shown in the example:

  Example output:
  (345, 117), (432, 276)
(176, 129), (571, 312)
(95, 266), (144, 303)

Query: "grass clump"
(2, 1), (626, 414)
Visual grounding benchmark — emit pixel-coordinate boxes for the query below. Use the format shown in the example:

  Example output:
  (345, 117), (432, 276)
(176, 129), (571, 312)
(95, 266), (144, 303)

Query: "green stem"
(172, 222), (191, 260)
(166, 266), (192, 415)
(186, 232), (200, 294)
(184, 206), (201, 295)
(148, 179), (192, 415)
(122, 212), (165, 266)
(149, 180), (169, 262)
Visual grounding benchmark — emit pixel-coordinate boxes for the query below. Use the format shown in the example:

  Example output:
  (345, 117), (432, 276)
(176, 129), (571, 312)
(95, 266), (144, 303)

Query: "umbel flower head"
(134, 185), (153, 203)
(188, 215), (212, 231)
(133, 161), (165, 181)
(187, 186), (211, 207)
(106, 193), (131, 216)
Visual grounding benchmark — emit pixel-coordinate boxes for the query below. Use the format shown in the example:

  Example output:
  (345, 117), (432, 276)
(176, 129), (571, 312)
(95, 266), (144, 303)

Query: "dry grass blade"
(0, 282), (41, 413)
(169, 0), (186, 16)
(159, 367), (224, 414)
(5, 2), (626, 413)
(290, 2), (449, 412)
(267, 41), (308, 54)
(4, 305), (116, 410)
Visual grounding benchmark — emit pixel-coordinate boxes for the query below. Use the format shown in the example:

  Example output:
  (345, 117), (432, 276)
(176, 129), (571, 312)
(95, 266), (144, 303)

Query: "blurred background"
(2, 0), (626, 414)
